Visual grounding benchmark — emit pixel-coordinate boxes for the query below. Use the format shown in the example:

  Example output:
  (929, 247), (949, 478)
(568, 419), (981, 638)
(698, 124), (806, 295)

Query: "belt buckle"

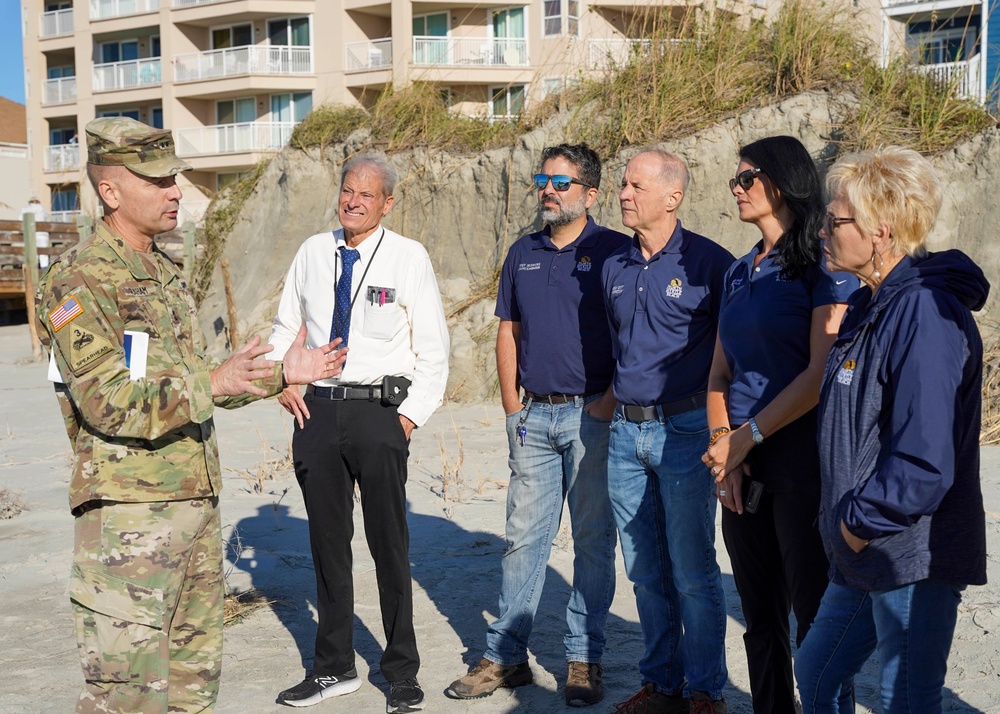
(331, 385), (348, 400)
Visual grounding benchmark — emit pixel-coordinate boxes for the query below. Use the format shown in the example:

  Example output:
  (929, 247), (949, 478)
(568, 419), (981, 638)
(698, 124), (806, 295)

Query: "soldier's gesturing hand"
(210, 335), (277, 397)
(282, 326), (348, 386)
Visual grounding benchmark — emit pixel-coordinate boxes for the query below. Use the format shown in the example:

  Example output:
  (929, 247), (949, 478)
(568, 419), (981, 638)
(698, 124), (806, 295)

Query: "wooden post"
(76, 214), (94, 242)
(23, 265), (42, 359)
(221, 257), (240, 349)
(22, 213), (40, 291)
(182, 221), (196, 283)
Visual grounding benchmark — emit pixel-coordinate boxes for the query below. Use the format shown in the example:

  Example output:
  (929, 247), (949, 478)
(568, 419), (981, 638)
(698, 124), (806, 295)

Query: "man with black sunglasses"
(603, 150), (734, 714)
(446, 144), (628, 707)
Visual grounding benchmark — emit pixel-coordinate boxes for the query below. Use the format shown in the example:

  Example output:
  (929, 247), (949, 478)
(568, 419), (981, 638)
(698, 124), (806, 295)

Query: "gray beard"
(540, 200), (586, 227)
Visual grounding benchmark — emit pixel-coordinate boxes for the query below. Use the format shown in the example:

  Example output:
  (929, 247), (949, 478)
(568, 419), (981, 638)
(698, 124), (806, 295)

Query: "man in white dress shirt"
(269, 154), (450, 713)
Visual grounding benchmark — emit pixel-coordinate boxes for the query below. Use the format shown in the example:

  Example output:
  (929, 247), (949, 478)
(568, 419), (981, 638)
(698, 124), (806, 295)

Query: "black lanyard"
(332, 227), (385, 340)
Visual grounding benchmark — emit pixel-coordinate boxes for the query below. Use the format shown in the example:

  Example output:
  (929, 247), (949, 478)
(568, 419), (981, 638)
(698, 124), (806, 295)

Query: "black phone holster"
(381, 375), (411, 406)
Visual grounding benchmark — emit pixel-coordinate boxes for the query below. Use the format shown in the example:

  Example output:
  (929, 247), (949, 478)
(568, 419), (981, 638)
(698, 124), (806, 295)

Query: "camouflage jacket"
(36, 223), (282, 512)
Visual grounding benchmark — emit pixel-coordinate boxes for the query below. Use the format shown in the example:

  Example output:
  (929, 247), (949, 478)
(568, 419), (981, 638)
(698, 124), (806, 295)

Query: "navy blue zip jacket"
(817, 249), (988, 591)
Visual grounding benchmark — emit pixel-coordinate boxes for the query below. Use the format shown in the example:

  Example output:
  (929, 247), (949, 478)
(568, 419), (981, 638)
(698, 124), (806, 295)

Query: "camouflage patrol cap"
(86, 117), (192, 178)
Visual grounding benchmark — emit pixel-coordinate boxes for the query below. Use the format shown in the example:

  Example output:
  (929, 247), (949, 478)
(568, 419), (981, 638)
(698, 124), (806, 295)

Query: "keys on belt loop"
(515, 395), (532, 447)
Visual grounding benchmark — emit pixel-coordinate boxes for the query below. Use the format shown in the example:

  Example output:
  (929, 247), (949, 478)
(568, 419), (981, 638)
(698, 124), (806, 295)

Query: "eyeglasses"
(533, 174), (593, 191)
(824, 213), (856, 232)
(728, 168), (763, 192)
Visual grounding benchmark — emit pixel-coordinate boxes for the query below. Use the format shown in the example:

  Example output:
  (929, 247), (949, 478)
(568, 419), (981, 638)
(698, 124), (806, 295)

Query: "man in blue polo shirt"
(446, 144), (628, 707)
(604, 150), (734, 714)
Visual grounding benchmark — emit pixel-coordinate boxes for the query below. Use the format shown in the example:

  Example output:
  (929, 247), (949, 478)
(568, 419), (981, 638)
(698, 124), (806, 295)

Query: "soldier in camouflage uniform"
(36, 117), (347, 714)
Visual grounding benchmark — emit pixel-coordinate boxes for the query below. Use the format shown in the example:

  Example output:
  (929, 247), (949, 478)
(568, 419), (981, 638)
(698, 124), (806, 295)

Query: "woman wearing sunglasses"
(702, 136), (857, 714)
(795, 147), (988, 713)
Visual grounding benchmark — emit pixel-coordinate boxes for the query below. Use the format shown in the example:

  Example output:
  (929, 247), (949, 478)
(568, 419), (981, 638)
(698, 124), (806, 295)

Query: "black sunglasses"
(729, 167), (763, 192)
(533, 174), (593, 191)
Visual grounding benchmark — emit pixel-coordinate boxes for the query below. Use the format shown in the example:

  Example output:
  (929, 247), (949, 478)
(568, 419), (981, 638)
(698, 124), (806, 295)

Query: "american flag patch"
(49, 296), (84, 332)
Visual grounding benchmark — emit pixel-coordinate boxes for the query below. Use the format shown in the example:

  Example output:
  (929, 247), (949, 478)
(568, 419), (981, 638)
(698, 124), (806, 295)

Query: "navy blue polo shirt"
(496, 216), (630, 395)
(719, 244), (859, 424)
(603, 221), (734, 406)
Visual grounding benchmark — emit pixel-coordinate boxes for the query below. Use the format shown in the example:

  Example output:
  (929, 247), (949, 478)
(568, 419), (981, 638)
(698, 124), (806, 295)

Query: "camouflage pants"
(71, 497), (223, 714)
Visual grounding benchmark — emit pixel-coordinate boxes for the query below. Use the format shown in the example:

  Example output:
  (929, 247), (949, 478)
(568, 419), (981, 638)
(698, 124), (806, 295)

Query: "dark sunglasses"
(729, 167), (763, 192)
(533, 174), (593, 191)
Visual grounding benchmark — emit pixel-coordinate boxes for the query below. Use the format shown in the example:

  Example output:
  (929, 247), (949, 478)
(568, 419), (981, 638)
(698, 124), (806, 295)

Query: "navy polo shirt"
(719, 244), (860, 424)
(495, 216), (630, 395)
(603, 221), (734, 406)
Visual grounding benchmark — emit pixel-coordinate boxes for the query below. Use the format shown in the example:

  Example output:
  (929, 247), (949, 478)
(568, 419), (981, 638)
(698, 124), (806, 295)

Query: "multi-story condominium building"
(879, 0), (999, 105)
(21, 0), (889, 224)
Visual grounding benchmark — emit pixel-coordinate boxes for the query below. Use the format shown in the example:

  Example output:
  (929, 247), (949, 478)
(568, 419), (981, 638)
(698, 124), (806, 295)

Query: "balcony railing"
(411, 36), (528, 66)
(93, 58), (162, 92)
(919, 53), (982, 101)
(174, 121), (295, 156)
(45, 144), (82, 172)
(345, 39), (393, 71)
(173, 0), (224, 5)
(174, 46), (313, 82)
(42, 76), (78, 105)
(588, 38), (687, 70)
(90, 0), (159, 20)
(51, 210), (82, 223)
(39, 8), (73, 37)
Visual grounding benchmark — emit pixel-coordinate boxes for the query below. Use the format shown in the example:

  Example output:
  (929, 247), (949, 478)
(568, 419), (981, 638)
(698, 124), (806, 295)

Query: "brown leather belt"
(621, 392), (707, 422)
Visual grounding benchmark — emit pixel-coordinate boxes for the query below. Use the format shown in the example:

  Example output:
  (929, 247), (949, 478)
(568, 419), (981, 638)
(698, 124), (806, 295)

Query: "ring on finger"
(711, 466), (720, 476)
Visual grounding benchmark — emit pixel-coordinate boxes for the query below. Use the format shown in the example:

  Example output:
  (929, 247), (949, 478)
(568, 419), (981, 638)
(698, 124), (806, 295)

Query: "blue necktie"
(330, 247), (361, 347)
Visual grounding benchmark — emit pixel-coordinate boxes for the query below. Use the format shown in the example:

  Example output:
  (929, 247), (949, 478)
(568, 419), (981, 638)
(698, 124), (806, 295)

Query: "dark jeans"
(721, 413), (831, 714)
(292, 394), (418, 682)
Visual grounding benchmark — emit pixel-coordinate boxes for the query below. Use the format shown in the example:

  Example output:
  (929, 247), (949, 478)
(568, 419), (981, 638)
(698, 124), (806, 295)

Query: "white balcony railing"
(51, 210), (82, 223)
(39, 8), (73, 37)
(411, 36), (528, 66)
(93, 58), (162, 92)
(173, 0), (224, 5)
(919, 53), (982, 101)
(588, 38), (687, 70)
(174, 121), (295, 156)
(45, 144), (82, 172)
(42, 76), (77, 105)
(90, 0), (159, 20)
(345, 39), (393, 71)
(174, 46), (313, 82)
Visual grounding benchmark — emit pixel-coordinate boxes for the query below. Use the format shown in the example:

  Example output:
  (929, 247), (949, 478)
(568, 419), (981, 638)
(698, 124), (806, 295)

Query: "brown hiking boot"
(565, 661), (604, 706)
(690, 691), (727, 714)
(444, 658), (532, 699)
(611, 682), (689, 714)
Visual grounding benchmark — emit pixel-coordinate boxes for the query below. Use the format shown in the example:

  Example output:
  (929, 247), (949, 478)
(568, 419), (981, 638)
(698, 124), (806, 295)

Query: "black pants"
(292, 394), (418, 682)
(721, 412), (830, 714)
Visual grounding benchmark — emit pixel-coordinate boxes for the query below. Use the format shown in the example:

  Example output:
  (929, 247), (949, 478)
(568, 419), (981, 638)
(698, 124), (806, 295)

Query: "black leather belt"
(523, 391), (601, 405)
(307, 384), (382, 401)
(622, 392), (707, 422)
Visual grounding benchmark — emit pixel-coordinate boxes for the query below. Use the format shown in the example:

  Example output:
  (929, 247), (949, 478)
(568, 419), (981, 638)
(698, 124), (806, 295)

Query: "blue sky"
(0, 3), (25, 104)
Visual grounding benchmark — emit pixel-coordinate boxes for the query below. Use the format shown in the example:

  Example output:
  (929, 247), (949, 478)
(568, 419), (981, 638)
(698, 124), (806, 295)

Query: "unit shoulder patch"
(67, 324), (115, 374)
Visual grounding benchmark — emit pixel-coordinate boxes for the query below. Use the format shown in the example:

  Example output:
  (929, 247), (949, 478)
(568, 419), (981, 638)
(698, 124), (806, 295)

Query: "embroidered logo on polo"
(518, 262), (542, 271)
(729, 277), (745, 292)
(836, 359), (856, 386)
(577, 256), (592, 272)
(611, 284), (625, 296)
(665, 278), (683, 298)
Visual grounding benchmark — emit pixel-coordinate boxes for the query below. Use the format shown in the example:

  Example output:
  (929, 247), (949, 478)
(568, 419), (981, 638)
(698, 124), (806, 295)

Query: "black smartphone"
(745, 480), (764, 514)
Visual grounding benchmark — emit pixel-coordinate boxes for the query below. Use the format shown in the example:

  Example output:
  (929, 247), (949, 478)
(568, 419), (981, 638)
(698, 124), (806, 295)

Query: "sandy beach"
(1, 322), (997, 713)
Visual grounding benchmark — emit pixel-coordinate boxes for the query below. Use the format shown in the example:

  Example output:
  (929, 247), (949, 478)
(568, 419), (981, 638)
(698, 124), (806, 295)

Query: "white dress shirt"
(270, 226), (450, 427)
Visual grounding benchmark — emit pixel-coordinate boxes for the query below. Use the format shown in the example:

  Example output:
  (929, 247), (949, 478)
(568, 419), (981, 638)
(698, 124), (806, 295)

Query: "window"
(47, 65), (74, 79)
(45, 2), (70, 10)
(413, 13), (448, 64)
(151, 106), (163, 129)
(543, 0), (578, 36)
(212, 24), (253, 49)
(268, 17), (310, 46)
(217, 98), (256, 125)
(50, 127), (76, 145)
(51, 185), (79, 213)
(271, 92), (313, 123)
(98, 108), (141, 120)
(490, 84), (525, 119)
(100, 40), (139, 63)
(908, 27), (974, 64)
(151, 35), (160, 57)
(493, 8), (527, 64)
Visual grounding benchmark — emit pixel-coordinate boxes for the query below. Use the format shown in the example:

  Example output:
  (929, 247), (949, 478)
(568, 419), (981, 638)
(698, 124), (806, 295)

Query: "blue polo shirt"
(603, 221), (734, 406)
(496, 216), (630, 395)
(719, 244), (859, 424)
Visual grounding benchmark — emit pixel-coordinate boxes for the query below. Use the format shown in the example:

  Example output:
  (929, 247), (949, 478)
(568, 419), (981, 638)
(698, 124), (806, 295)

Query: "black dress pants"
(292, 393), (418, 682)
(721, 412), (830, 714)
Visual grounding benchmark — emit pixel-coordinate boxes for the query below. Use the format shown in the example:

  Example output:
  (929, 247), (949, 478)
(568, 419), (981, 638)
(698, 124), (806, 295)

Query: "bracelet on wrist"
(707, 427), (730, 448)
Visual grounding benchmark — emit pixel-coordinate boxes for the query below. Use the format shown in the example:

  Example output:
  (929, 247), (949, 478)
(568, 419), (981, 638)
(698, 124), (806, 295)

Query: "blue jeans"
(607, 406), (727, 698)
(795, 579), (963, 714)
(485, 395), (617, 665)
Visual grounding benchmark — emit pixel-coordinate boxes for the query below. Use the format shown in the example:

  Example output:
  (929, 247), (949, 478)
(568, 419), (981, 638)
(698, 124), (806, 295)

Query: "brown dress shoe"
(444, 658), (533, 699)
(690, 690), (727, 713)
(565, 661), (604, 706)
